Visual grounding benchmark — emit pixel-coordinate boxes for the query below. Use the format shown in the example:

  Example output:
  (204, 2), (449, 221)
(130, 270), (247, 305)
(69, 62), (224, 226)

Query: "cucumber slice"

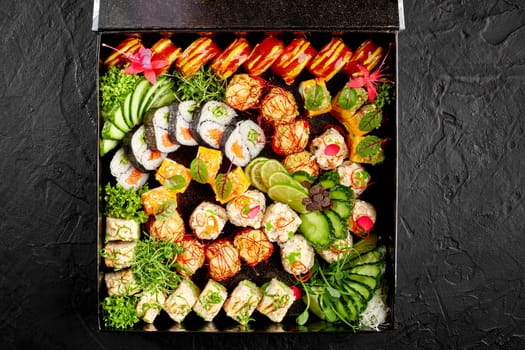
(138, 76), (169, 121)
(343, 286), (366, 314)
(99, 138), (119, 157)
(348, 263), (385, 278)
(149, 89), (177, 109)
(130, 79), (151, 127)
(323, 210), (348, 239)
(347, 273), (378, 292)
(344, 280), (372, 302)
(330, 199), (353, 219)
(145, 79), (175, 113)
(101, 120), (126, 140)
(106, 107), (130, 133)
(346, 246), (386, 267)
(340, 296), (358, 322)
(329, 185), (354, 202)
(299, 210), (332, 248)
(292, 170), (316, 186)
(318, 171), (340, 189)
(122, 93), (134, 128)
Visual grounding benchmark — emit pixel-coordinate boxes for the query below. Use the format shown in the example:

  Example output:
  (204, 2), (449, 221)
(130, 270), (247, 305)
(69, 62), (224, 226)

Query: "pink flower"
(123, 45), (168, 84)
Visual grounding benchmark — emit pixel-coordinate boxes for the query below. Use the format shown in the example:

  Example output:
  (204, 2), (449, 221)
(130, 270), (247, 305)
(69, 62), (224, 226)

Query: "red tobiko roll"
(243, 36), (285, 76)
(103, 35), (142, 67)
(342, 39), (384, 78)
(150, 37), (182, 75)
(271, 37), (317, 85)
(210, 37), (252, 79)
(307, 37), (353, 81)
(176, 36), (221, 77)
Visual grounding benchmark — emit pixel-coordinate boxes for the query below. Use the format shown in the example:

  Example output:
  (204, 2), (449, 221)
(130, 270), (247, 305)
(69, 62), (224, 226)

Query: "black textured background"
(1, 0), (524, 349)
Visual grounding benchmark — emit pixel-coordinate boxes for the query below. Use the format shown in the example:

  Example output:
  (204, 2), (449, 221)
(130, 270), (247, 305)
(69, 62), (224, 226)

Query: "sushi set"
(94, 0), (402, 333)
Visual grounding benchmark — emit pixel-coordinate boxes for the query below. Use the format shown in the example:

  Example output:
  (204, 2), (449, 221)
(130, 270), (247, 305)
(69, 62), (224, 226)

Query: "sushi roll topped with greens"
(191, 100), (237, 149)
(221, 119), (266, 167)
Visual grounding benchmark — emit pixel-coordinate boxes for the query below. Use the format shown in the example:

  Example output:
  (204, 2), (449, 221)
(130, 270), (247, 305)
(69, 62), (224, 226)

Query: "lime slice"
(268, 172), (308, 194)
(260, 159), (288, 189)
(268, 184), (309, 213)
(245, 157), (269, 181)
(249, 160), (268, 192)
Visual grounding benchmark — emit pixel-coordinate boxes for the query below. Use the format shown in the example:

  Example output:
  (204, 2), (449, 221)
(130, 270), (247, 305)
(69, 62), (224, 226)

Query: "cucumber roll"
(221, 119), (266, 167)
(143, 106), (180, 153)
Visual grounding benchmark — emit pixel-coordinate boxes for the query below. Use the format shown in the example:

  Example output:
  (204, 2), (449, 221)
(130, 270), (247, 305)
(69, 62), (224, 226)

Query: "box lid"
(93, 0), (404, 32)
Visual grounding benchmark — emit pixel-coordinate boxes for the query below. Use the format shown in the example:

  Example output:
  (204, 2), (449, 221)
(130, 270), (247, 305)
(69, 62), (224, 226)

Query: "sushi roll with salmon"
(109, 147), (149, 191)
(191, 101), (237, 149)
(124, 125), (167, 171)
(189, 202), (228, 240)
(168, 100), (199, 146)
(221, 119), (266, 167)
(143, 106), (180, 153)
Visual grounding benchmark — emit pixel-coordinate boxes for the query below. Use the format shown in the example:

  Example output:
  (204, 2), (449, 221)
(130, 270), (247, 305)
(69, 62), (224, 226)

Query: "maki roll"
(279, 234), (315, 277)
(109, 147), (149, 191)
(136, 291), (166, 324)
(105, 217), (141, 242)
(225, 74), (265, 111)
(226, 190), (266, 229)
(337, 161), (371, 197)
(189, 202), (228, 240)
(256, 278), (295, 323)
(261, 202), (302, 244)
(191, 101), (237, 149)
(143, 106), (180, 153)
(315, 233), (354, 263)
(205, 239), (241, 281)
(233, 228), (274, 267)
(310, 127), (348, 170)
(221, 119), (266, 167)
(349, 200), (376, 237)
(168, 100), (199, 146)
(164, 278), (201, 323)
(104, 269), (141, 296)
(193, 279), (228, 322)
(124, 125), (167, 171)
(223, 280), (262, 325)
(175, 238), (205, 276)
(101, 241), (137, 270)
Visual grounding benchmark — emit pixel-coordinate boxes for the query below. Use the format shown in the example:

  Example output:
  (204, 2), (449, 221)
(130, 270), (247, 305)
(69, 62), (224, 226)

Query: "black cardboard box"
(94, 0), (404, 333)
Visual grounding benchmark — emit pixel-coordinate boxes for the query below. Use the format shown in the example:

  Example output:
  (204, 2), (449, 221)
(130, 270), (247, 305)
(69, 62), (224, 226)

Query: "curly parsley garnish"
(102, 183), (149, 223)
